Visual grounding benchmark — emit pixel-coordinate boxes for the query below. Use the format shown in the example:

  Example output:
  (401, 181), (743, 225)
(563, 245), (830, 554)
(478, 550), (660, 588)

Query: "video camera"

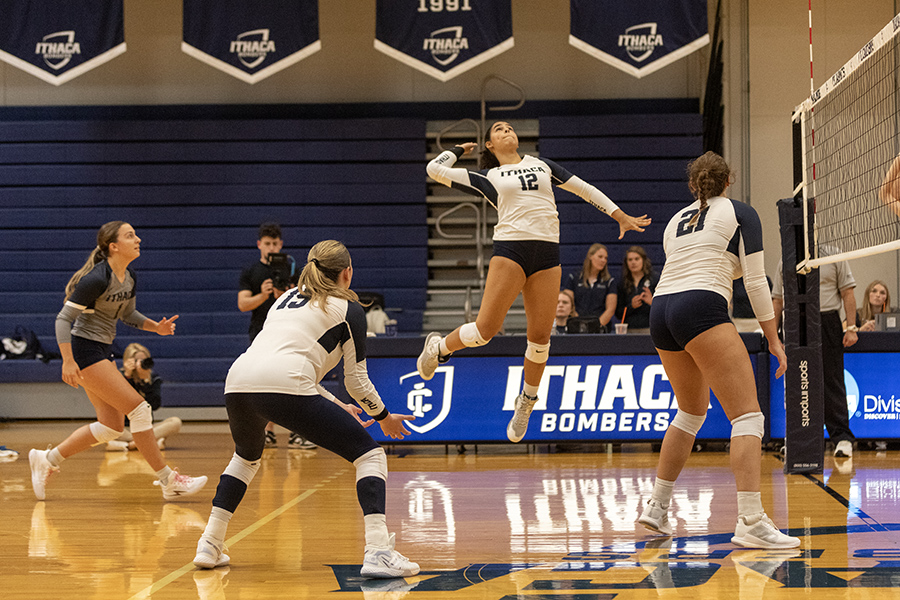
(266, 252), (296, 291)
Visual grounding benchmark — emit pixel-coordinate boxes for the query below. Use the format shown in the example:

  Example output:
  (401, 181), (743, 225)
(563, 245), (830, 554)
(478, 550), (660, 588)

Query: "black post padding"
(778, 197), (824, 474)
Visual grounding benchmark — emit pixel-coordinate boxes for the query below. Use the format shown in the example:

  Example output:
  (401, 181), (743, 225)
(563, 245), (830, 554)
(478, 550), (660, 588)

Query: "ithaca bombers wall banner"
(0, 0), (125, 86)
(182, 0), (320, 84)
(569, 0), (709, 79)
(375, 0), (514, 82)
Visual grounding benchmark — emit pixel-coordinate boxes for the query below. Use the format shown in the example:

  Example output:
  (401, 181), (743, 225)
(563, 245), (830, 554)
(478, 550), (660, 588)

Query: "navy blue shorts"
(650, 290), (732, 351)
(71, 335), (114, 370)
(492, 240), (560, 277)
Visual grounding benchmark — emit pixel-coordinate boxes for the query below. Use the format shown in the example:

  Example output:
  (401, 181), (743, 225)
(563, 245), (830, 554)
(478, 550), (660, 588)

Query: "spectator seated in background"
(553, 290), (577, 335)
(616, 245), (659, 333)
(106, 342), (182, 451)
(732, 276), (772, 333)
(563, 243), (617, 333)
(856, 280), (892, 332)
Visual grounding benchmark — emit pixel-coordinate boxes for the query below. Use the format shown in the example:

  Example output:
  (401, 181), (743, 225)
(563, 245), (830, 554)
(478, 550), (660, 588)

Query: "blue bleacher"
(0, 115), (428, 406)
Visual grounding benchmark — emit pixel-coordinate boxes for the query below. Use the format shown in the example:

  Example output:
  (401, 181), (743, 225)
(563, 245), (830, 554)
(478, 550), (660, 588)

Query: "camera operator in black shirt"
(237, 222), (315, 450)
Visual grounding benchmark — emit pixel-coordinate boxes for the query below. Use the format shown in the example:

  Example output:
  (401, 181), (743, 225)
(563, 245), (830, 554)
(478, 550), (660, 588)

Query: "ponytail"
(64, 221), (126, 300)
(686, 151), (732, 227)
(298, 240), (359, 309)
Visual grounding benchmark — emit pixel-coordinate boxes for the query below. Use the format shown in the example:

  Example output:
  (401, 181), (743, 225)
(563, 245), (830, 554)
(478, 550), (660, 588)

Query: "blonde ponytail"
(298, 240), (358, 309)
(64, 221), (126, 300)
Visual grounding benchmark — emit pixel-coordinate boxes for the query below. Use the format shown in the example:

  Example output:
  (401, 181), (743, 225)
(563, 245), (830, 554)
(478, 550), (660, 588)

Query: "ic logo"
(229, 29), (276, 69)
(618, 22), (665, 63)
(35, 31), (81, 71)
(400, 366), (454, 434)
(423, 26), (469, 66)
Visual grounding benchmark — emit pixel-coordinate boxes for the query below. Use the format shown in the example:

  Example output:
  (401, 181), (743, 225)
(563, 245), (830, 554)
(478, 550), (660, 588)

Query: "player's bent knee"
(127, 401), (153, 433)
(354, 447), (388, 481)
(224, 452), (261, 485)
(459, 322), (489, 347)
(89, 421), (124, 445)
(525, 340), (550, 364)
(670, 409), (706, 437)
(730, 411), (764, 439)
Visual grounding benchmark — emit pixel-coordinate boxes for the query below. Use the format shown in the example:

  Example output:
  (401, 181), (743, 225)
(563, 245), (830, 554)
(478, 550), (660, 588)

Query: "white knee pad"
(525, 340), (550, 364)
(89, 421), (123, 445)
(731, 411), (765, 439)
(459, 322), (488, 347)
(127, 401), (153, 433)
(353, 447), (388, 482)
(223, 452), (261, 485)
(670, 409), (706, 437)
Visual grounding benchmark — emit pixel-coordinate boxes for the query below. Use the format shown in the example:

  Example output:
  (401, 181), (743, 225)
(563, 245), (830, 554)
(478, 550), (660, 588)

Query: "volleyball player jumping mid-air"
(417, 121), (650, 442)
(29, 221), (207, 501)
(638, 152), (799, 548)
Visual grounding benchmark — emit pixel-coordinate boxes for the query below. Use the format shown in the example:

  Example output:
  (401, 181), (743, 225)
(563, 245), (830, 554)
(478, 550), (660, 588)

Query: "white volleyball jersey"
(225, 289), (386, 418)
(656, 196), (775, 322)
(427, 149), (619, 243)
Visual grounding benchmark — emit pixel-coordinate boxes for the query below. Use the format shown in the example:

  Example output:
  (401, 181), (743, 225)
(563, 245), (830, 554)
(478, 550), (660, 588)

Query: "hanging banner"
(0, 0), (125, 86)
(569, 0), (709, 79)
(182, 0), (320, 85)
(375, 0), (514, 82)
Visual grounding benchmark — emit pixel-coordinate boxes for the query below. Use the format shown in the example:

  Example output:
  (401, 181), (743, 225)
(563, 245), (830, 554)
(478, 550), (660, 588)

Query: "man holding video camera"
(238, 222), (316, 450)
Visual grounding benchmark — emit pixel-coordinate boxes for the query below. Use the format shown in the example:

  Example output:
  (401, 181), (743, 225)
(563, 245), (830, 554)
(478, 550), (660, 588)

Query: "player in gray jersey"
(637, 152), (798, 549)
(28, 221), (207, 501)
(194, 240), (418, 578)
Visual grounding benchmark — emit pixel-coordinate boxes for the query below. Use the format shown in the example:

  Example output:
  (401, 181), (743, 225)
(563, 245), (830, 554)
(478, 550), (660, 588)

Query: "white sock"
(522, 383), (539, 398)
(364, 513), (390, 549)
(438, 338), (451, 357)
(651, 478), (675, 507)
(47, 447), (65, 467)
(203, 507), (233, 544)
(156, 466), (173, 485)
(737, 491), (764, 519)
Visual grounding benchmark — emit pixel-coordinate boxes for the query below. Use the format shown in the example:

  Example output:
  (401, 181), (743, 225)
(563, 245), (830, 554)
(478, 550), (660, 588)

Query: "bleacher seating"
(539, 113), (701, 282)
(0, 115), (428, 405)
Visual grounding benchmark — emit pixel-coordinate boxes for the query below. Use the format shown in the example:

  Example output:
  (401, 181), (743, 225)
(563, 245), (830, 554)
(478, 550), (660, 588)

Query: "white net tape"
(793, 14), (900, 269)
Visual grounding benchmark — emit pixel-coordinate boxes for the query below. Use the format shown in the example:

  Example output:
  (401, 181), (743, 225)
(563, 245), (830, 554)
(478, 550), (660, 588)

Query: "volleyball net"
(792, 12), (900, 271)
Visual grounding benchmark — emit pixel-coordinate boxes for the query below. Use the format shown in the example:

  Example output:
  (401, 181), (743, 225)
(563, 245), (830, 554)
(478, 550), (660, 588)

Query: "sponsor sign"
(366, 355), (737, 443)
(0, 0), (125, 86)
(770, 352), (900, 440)
(182, 0), (320, 84)
(569, 0), (709, 79)
(374, 0), (514, 82)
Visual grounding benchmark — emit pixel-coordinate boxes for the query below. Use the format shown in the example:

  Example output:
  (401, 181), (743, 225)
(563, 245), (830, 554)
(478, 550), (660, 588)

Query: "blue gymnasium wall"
(0, 100), (700, 407)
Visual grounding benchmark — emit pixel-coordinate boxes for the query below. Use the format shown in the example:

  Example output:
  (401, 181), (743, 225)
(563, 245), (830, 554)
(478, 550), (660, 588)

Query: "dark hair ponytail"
(686, 151), (732, 226)
(478, 123), (501, 170)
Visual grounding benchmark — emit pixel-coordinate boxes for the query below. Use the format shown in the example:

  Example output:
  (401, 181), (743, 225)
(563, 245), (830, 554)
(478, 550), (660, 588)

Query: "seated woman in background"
(563, 243), (616, 333)
(616, 245), (659, 333)
(553, 290), (577, 335)
(856, 280), (892, 332)
(107, 342), (182, 451)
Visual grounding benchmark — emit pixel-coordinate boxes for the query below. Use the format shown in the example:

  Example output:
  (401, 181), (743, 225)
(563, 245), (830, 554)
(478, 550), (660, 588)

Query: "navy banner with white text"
(375, 0), (513, 82)
(569, 0), (709, 79)
(182, 0), (320, 84)
(0, 0), (125, 86)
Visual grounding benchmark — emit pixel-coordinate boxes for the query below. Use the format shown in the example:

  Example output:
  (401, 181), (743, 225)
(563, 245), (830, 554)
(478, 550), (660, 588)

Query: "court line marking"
(126, 467), (349, 600)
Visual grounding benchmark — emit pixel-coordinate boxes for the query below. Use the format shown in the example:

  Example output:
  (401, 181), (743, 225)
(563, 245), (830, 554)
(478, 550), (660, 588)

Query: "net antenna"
(791, 11), (900, 273)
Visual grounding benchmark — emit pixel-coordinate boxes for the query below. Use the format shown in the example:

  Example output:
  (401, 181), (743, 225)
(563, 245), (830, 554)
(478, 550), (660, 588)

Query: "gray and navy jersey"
(224, 289), (387, 419)
(426, 148), (619, 243)
(55, 261), (148, 345)
(655, 196), (775, 322)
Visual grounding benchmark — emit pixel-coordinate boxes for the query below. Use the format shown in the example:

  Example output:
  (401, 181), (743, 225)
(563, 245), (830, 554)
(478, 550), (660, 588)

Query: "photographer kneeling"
(106, 342), (182, 451)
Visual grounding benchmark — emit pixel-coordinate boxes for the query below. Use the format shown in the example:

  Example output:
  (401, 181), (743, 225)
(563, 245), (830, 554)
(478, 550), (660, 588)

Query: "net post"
(778, 197), (824, 474)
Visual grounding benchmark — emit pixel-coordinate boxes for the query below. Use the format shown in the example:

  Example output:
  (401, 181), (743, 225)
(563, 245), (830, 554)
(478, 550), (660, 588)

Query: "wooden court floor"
(1, 421), (898, 600)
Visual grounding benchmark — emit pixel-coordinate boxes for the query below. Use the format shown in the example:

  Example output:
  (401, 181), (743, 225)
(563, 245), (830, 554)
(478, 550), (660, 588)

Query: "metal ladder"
(422, 75), (535, 334)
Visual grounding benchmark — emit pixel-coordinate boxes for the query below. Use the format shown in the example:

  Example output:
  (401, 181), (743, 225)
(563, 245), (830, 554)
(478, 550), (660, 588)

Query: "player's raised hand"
(456, 142), (478, 156)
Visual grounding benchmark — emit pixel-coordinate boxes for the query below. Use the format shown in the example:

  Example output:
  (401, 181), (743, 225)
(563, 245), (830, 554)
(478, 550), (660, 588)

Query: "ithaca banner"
(569, 0), (709, 79)
(0, 0), (125, 86)
(182, 0), (320, 84)
(375, 0), (514, 82)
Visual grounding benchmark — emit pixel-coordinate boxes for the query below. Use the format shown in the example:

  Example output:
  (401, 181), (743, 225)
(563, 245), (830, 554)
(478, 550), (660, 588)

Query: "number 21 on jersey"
(675, 208), (708, 237)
